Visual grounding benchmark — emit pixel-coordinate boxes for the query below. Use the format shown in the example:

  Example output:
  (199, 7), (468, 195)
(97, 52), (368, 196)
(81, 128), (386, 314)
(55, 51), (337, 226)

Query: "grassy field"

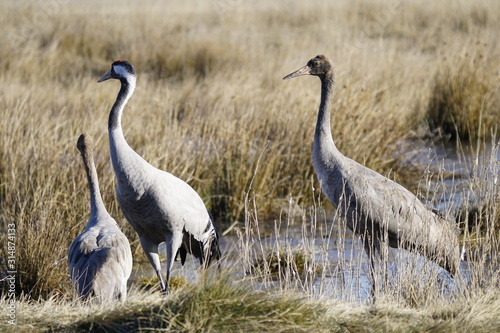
(1, 0), (499, 331)
(3, 275), (500, 332)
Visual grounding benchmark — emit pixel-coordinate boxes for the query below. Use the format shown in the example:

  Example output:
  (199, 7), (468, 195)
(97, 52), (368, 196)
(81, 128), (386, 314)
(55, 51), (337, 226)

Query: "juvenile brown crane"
(68, 134), (133, 302)
(284, 55), (461, 293)
(98, 60), (221, 293)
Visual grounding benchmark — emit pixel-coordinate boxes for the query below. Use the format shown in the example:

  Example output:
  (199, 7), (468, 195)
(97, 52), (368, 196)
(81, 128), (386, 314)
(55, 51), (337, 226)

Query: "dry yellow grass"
(0, 0), (499, 330)
(2, 273), (499, 332)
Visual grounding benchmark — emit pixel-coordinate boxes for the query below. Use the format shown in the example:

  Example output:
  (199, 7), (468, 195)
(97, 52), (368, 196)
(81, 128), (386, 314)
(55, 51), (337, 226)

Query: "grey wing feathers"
(68, 225), (132, 301)
(353, 165), (460, 267)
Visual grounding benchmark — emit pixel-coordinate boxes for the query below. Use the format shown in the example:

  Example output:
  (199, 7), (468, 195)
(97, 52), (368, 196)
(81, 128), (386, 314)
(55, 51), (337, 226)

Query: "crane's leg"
(140, 238), (166, 293)
(363, 235), (379, 301)
(165, 232), (183, 293)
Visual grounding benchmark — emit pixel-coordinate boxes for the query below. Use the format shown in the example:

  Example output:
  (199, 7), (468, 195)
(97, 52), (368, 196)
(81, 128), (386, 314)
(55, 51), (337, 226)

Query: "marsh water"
(133, 140), (499, 301)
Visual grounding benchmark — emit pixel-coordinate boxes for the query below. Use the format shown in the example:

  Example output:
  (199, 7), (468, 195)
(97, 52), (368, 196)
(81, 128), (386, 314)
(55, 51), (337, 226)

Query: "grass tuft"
(55, 276), (328, 333)
(251, 246), (322, 282)
(425, 54), (500, 142)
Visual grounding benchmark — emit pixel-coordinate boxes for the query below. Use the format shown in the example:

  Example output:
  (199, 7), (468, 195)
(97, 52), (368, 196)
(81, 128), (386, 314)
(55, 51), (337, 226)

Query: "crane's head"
(77, 133), (94, 156)
(283, 55), (334, 80)
(98, 60), (136, 83)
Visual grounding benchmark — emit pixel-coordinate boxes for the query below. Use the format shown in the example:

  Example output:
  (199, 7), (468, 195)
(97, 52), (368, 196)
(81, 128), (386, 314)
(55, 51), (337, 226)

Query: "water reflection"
(402, 139), (499, 213)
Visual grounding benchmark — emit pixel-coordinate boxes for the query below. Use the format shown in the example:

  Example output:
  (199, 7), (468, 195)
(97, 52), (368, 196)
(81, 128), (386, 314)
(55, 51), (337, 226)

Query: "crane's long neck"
(108, 78), (135, 133)
(107, 78), (142, 181)
(82, 150), (108, 223)
(314, 74), (338, 155)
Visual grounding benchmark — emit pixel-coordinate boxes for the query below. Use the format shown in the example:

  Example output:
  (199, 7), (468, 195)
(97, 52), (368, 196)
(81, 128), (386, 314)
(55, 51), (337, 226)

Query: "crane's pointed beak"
(283, 65), (311, 80)
(97, 70), (113, 83)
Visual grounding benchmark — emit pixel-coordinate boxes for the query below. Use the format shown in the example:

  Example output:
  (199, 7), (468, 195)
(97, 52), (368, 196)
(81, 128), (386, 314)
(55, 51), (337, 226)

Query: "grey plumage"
(284, 55), (461, 292)
(68, 134), (133, 302)
(98, 60), (220, 293)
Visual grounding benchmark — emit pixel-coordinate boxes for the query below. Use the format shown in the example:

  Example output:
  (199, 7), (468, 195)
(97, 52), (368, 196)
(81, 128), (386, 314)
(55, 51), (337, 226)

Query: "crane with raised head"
(97, 60), (220, 293)
(283, 55), (461, 294)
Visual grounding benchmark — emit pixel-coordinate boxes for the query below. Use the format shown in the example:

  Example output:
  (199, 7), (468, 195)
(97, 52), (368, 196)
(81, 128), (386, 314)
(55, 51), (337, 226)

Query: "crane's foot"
(159, 283), (168, 295)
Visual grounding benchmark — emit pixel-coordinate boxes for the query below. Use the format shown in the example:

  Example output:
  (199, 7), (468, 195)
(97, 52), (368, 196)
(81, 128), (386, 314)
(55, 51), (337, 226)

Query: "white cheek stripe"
(113, 64), (129, 77)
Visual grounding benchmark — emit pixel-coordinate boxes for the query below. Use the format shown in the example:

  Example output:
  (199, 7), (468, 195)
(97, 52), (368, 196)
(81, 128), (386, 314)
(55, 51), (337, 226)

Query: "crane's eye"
(312, 61), (320, 67)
